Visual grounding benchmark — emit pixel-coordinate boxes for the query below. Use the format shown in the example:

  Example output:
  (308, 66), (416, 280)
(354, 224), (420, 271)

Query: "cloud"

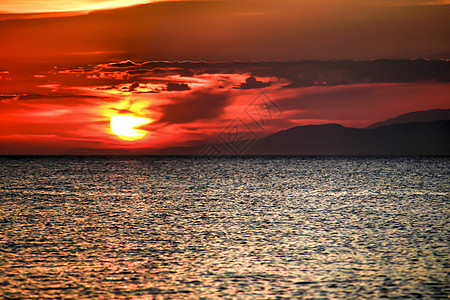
(93, 59), (450, 88)
(0, 0), (153, 14)
(276, 82), (450, 127)
(107, 60), (140, 68)
(156, 90), (229, 124)
(237, 76), (271, 89)
(95, 85), (116, 90)
(128, 81), (140, 91)
(0, 93), (107, 101)
(166, 82), (191, 91)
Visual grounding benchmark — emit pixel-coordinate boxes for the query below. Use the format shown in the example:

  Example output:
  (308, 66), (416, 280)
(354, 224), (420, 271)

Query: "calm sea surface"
(0, 156), (448, 299)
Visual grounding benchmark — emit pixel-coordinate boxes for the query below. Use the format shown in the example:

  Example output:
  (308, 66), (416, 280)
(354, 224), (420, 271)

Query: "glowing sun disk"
(110, 115), (151, 141)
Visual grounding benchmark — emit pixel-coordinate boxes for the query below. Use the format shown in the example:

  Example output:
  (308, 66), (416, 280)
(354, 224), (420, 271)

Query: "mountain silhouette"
(248, 121), (449, 155)
(367, 109), (450, 129)
(153, 109), (450, 155)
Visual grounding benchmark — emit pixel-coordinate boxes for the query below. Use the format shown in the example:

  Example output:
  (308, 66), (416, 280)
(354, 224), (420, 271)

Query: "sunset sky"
(0, 0), (449, 154)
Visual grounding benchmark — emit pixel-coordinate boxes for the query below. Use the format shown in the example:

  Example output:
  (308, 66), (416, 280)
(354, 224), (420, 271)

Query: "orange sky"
(0, 1), (449, 154)
(0, 0), (155, 14)
(1, 0), (449, 65)
(1, 0), (449, 14)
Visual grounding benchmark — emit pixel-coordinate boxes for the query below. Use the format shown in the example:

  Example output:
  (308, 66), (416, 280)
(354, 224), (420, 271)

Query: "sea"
(0, 156), (448, 299)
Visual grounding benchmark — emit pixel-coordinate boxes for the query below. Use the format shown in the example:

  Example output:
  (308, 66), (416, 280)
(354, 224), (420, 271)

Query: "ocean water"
(0, 156), (448, 299)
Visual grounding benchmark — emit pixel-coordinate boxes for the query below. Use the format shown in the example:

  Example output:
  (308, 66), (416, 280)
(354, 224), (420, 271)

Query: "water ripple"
(0, 156), (448, 299)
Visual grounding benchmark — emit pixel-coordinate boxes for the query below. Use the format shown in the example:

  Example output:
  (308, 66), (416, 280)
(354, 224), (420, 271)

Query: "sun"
(110, 115), (151, 141)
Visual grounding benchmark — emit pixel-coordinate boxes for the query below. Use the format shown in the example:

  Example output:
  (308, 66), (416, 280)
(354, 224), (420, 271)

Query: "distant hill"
(367, 109), (450, 129)
(151, 145), (202, 155)
(153, 121), (450, 155)
(151, 109), (450, 155)
(66, 148), (132, 155)
(248, 121), (450, 155)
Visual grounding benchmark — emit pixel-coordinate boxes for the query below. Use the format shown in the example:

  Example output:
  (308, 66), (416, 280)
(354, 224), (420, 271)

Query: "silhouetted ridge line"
(368, 109), (450, 129)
